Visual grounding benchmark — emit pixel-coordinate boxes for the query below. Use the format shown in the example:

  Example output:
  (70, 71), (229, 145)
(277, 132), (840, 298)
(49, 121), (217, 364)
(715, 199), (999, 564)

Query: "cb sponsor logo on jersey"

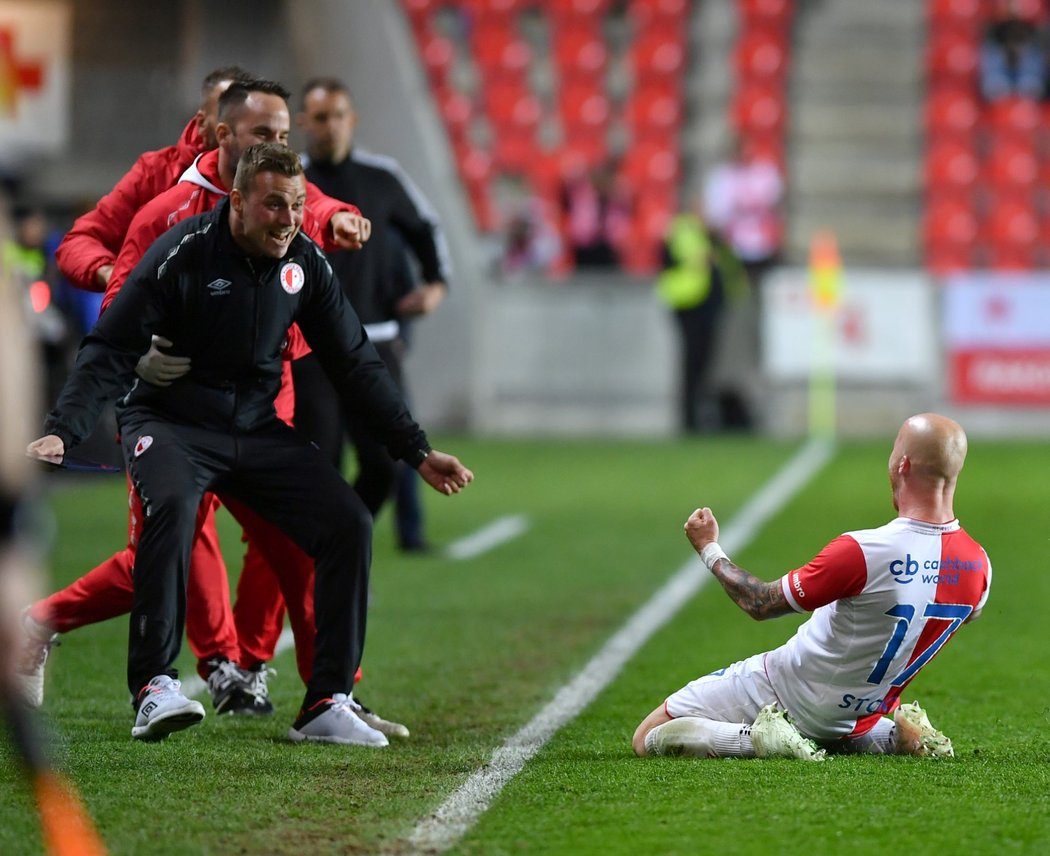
(890, 553), (983, 585)
(280, 261), (304, 294)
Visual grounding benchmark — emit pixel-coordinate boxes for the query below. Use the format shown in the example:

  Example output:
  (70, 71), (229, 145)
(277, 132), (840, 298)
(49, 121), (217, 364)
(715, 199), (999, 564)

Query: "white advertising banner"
(0, 0), (71, 167)
(943, 273), (1050, 406)
(762, 268), (937, 382)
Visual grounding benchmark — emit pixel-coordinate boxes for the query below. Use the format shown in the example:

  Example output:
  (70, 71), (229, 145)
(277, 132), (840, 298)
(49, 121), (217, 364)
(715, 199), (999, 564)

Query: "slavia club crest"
(280, 262), (305, 295)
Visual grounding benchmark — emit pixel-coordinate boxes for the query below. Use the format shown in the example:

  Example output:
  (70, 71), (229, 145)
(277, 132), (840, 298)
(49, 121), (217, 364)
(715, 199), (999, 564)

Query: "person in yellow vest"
(657, 212), (748, 433)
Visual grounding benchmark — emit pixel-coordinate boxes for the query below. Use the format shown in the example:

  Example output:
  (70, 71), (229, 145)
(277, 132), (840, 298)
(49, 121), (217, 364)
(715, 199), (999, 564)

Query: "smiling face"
(229, 170), (307, 259)
(216, 92), (291, 187)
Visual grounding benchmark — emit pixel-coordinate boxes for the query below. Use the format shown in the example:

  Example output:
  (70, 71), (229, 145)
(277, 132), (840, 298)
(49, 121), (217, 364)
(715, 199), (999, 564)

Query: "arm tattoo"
(709, 558), (793, 621)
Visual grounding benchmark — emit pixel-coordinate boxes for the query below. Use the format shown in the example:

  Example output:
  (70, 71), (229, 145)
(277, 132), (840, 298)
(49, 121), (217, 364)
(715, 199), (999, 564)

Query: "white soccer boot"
(132, 675), (206, 741)
(894, 701), (954, 758)
(750, 704), (827, 761)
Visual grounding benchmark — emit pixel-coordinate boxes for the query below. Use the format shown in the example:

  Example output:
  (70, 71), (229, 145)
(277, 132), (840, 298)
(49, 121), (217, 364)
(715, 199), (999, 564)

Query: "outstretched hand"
(26, 434), (65, 465)
(418, 450), (474, 496)
(684, 506), (719, 552)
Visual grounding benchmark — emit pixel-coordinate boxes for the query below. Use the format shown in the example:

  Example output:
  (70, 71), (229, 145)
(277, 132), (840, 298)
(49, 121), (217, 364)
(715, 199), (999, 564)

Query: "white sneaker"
(288, 693), (389, 747)
(132, 675), (206, 741)
(349, 695), (410, 739)
(894, 701), (954, 758)
(750, 704), (826, 761)
(15, 612), (58, 709)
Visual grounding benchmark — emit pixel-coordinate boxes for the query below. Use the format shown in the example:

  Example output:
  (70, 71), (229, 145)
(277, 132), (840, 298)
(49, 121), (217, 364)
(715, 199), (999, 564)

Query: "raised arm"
(684, 507), (793, 621)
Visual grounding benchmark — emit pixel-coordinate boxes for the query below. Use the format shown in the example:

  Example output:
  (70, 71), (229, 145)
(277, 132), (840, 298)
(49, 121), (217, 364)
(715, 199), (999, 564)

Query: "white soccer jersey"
(764, 517), (991, 740)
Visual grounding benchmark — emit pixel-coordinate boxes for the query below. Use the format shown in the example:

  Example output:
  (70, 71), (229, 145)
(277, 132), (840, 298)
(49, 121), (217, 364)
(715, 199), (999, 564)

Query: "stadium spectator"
(656, 209), (749, 434)
(294, 77), (451, 553)
(701, 139), (783, 289)
(633, 413), (990, 760)
(501, 191), (562, 277)
(25, 144), (473, 744)
(979, 7), (1046, 101)
(559, 161), (631, 269)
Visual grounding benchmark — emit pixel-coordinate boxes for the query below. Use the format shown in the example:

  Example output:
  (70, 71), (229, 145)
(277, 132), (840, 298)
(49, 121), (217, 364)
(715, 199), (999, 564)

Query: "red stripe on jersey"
(895, 528), (989, 685)
(782, 534), (868, 612)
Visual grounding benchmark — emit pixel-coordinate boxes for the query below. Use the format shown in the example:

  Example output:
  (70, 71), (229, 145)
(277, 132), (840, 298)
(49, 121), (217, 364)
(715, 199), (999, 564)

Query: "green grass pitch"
(1, 436), (1047, 854)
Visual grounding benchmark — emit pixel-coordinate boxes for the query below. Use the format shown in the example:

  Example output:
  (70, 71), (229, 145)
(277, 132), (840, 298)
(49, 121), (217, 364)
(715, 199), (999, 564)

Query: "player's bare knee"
(632, 721), (651, 756)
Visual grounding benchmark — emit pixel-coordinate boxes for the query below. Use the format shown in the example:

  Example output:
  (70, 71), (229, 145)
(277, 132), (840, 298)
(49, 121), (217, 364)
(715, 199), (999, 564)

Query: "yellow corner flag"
(807, 231), (841, 441)
(809, 230), (842, 312)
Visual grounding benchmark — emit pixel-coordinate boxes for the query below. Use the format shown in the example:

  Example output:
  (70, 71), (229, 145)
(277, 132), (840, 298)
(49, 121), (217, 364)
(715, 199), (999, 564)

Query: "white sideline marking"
(445, 514), (530, 560)
(407, 439), (835, 854)
(183, 627), (294, 699)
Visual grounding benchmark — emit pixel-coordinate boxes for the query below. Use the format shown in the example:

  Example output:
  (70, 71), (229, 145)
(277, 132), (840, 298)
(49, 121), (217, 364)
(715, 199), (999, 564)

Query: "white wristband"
(700, 542), (729, 570)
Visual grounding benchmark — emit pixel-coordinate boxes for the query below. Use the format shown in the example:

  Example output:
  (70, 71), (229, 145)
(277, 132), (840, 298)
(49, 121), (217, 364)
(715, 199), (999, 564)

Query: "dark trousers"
(674, 301), (722, 433)
(292, 346), (415, 537)
(121, 415), (371, 700)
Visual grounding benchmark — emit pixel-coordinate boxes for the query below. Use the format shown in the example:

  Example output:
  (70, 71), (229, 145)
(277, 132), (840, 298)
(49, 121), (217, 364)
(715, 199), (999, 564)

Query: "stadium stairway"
(786, 0), (925, 266)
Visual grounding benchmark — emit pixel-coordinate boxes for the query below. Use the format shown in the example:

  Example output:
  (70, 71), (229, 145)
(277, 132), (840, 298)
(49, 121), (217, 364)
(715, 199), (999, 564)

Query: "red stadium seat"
(492, 133), (540, 172)
(925, 138), (979, 191)
(734, 28), (790, 84)
(630, 30), (687, 80)
(627, 0), (691, 32)
(982, 96), (1043, 140)
(558, 81), (611, 132)
(737, 0), (795, 27)
(924, 86), (979, 136)
(731, 83), (785, 134)
(924, 195), (979, 247)
(471, 23), (532, 79)
(624, 84), (683, 140)
(981, 138), (1039, 190)
(485, 80), (543, 135)
(925, 29), (980, 84)
(621, 140), (680, 188)
(980, 197), (1039, 269)
(552, 26), (609, 81)
(925, 0), (981, 29)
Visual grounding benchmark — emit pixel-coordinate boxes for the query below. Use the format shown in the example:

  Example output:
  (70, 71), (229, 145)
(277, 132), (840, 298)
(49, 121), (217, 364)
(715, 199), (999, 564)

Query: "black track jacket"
(44, 197), (429, 463)
(303, 148), (452, 323)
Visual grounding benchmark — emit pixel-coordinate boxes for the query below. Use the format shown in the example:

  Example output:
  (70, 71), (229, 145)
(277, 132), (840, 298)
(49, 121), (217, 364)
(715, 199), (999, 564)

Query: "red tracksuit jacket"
(56, 117), (207, 291)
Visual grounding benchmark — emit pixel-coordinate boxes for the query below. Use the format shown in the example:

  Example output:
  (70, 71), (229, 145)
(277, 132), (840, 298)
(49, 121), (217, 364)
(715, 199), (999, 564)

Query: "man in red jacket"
(19, 79), (381, 725)
(56, 67), (253, 293)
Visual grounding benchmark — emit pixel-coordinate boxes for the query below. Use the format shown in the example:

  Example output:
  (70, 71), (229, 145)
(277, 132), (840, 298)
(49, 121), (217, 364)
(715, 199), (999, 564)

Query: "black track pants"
(122, 416), (371, 700)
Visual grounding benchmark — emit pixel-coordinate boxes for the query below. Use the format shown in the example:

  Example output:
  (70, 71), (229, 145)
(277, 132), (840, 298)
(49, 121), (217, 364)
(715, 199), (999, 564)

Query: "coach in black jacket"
(28, 143), (473, 745)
